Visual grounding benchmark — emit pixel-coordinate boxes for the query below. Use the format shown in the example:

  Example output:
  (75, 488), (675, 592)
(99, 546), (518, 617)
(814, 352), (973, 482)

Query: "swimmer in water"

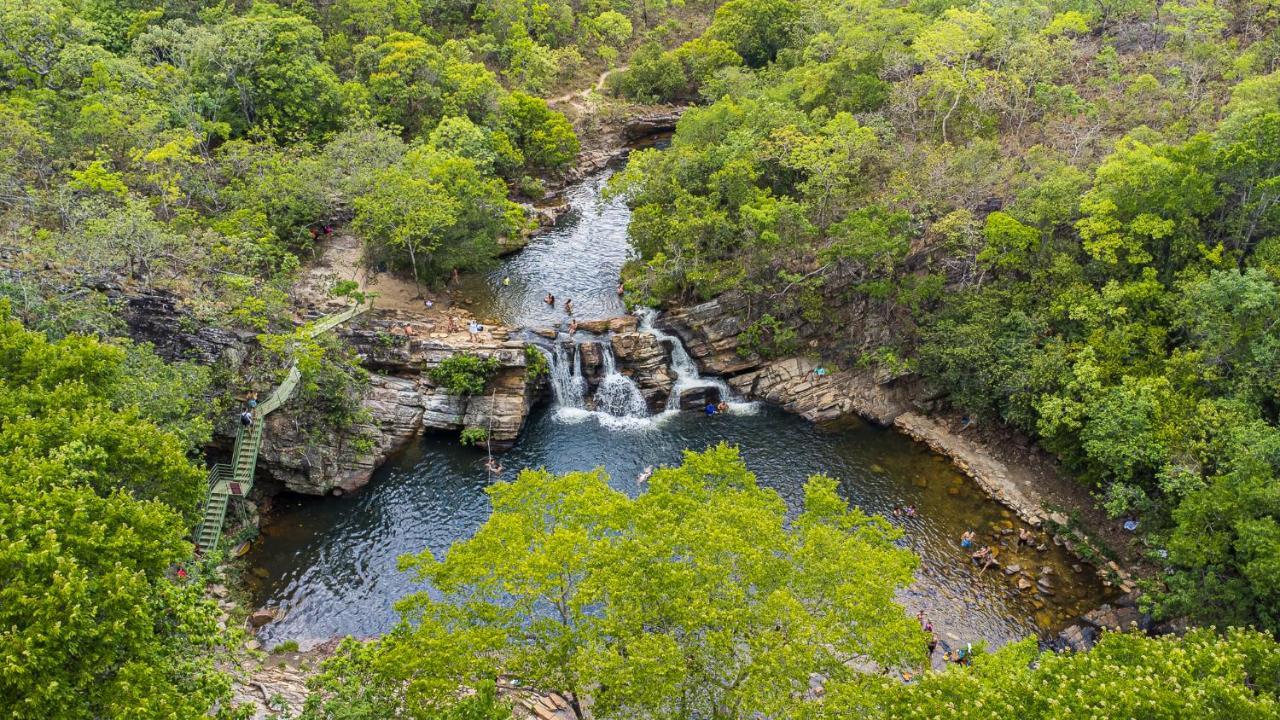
(544, 292), (555, 306)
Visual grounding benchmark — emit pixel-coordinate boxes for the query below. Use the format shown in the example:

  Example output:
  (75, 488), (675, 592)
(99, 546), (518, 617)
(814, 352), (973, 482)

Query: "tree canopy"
(303, 445), (924, 719)
(0, 306), (232, 719)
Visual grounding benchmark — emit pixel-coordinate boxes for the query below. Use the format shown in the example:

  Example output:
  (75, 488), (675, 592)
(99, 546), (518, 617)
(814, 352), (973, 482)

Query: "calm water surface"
(248, 407), (1106, 653)
(246, 152), (1108, 655)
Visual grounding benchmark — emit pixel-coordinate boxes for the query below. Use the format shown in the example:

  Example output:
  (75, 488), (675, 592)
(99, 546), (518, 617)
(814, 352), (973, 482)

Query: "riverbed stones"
(1081, 604), (1142, 632)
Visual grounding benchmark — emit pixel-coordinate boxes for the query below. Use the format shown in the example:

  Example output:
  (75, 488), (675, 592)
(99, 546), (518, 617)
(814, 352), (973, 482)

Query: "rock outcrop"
(659, 297), (758, 376)
(257, 374), (427, 495)
(611, 331), (675, 411)
(622, 109), (683, 140)
(253, 314), (543, 496)
(114, 286), (254, 366)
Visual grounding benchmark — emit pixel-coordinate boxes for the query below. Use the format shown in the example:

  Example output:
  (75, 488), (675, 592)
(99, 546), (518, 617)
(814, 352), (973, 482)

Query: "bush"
(737, 314), (798, 359)
(459, 426), (489, 446)
(430, 353), (500, 395)
(524, 345), (549, 380)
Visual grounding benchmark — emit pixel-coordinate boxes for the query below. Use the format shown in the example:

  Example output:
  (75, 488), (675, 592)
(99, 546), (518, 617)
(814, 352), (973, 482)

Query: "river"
(246, 151), (1108, 656)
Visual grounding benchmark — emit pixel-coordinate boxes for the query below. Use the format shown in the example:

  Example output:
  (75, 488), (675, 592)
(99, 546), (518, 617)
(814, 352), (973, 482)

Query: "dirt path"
(291, 233), (483, 341)
(548, 66), (626, 106)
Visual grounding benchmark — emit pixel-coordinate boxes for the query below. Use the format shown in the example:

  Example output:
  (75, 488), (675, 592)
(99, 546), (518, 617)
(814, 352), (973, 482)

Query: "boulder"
(248, 608), (277, 628)
(678, 386), (721, 410)
(1081, 604), (1143, 631)
(623, 109), (684, 140)
(1056, 623), (1097, 652)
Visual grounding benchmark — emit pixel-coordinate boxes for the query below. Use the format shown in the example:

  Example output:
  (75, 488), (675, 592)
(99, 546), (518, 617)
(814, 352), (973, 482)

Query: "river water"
(246, 152), (1108, 655)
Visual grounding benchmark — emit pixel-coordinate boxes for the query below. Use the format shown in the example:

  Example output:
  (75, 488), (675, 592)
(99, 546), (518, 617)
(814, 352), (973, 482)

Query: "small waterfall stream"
(538, 335), (648, 425)
(596, 343), (649, 418)
(546, 341), (588, 408)
(636, 309), (753, 414)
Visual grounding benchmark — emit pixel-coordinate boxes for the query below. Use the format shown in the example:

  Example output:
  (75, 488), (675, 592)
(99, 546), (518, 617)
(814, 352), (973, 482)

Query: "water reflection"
(247, 406), (1108, 653)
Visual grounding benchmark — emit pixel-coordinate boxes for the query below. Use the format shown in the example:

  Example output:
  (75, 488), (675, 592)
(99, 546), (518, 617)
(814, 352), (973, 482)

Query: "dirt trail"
(291, 233), (481, 341)
(548, 66), (626, 106)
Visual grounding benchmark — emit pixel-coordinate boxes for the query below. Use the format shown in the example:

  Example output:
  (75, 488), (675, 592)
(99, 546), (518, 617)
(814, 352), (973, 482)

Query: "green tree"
(707, 0), (799, 68)
(304, 445), (922, 719)
(0, 308), (233, 719)
(191, 2), (341, 142)
(499, 91), (579, 170)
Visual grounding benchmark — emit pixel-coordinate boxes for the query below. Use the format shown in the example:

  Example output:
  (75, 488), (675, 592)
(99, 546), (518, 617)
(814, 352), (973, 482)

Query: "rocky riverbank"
(659, 296), (1141, 601)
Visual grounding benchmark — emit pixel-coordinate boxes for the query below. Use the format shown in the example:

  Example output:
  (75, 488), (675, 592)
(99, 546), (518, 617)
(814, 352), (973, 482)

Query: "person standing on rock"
(467, 319), (481, 342)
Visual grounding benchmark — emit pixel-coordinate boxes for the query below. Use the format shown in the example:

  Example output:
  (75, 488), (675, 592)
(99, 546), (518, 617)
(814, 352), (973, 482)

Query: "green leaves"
(428, 353), (500, 395)
(824, 629), (1280, 719)
(0, 309), (232, 719)
(310, 445), (922, 719)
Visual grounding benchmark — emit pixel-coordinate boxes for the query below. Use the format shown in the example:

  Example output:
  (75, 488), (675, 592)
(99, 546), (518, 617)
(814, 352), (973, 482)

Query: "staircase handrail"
(196, 299), (372, 552)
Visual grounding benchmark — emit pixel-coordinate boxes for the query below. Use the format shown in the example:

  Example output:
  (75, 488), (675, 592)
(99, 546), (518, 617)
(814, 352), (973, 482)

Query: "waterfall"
(533, 313), (750, 426)
(635, 308), (745, 413)
(595, 342), (648, 418)
(539, 336), (647, 421)
(544, 341), (586, 409)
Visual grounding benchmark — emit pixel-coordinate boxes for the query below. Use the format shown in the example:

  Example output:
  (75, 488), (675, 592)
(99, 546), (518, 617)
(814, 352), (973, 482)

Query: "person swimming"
(544, 292), (555, 306)
(960, 530), (976, 549)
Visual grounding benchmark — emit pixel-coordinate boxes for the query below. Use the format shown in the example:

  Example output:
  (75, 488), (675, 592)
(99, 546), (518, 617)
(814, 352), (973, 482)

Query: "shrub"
(524, 345), (549, 380)
(430, 353), (500, 395)
(459, 427), (489, 446)
(737, 314), (798, 359)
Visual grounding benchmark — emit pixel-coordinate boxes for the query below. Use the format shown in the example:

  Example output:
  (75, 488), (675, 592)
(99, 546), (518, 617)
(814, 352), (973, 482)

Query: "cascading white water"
(635, 308), (748, 414)
(539, 336), (648, 420)
(595, 342), (649, 418)
(544, 341), (586, 408)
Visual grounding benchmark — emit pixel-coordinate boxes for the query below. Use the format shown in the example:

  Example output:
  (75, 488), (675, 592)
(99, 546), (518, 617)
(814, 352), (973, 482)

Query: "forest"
(2, 0), (1280, 717)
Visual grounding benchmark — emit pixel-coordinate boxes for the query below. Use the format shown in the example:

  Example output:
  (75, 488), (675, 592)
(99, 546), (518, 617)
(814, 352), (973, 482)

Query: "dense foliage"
(612, 0), (1280, 633)
(828, 628), (1280, 719)
(302, 445), (923, 719)
(0, 306), (233, 719)
(0, 0), (604, 327)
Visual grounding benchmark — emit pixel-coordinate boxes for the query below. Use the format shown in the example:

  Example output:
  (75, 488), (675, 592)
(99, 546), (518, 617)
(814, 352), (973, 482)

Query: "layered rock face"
(116, 287), (254, 367)
(256, 320), (542, 495)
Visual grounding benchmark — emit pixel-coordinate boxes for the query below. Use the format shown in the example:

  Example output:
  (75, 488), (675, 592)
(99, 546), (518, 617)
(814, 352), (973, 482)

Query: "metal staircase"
(195, 302), (367, 553)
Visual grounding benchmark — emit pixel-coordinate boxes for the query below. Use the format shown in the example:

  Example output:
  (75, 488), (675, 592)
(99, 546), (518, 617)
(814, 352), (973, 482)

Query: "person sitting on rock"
(568, 319), (578, 334)
(1018, 527), (1035, 547)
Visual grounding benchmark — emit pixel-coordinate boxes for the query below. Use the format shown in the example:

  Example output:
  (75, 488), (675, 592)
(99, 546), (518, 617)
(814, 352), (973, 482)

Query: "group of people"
(543, 293), (573, 315)
(892, 504), (917, 518)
